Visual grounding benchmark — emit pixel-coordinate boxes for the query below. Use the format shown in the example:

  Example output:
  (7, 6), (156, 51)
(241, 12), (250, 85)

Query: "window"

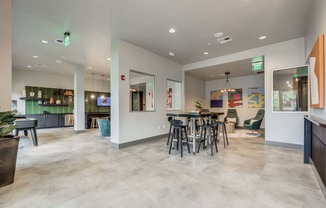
(272, 65), (308, 112)
(129, 70), (155, 112)
(167, 79), (182, 110)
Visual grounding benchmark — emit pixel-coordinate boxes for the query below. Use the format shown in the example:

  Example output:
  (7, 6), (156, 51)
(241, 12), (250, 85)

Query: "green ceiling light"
(64, 32), (70, 46)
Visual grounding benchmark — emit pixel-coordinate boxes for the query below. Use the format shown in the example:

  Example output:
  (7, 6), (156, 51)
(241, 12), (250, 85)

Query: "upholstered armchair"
(243, 109), (265, 134)
(225, 109), (239, 126)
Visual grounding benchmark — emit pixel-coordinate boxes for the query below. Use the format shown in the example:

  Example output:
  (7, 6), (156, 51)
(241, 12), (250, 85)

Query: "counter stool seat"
(90, 116), (99, 128)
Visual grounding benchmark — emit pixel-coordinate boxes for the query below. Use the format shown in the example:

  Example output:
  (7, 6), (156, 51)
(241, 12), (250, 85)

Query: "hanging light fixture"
(101, 75), (105, 98)
(219, 72), (236, 92)
(91, 73), (95, 99)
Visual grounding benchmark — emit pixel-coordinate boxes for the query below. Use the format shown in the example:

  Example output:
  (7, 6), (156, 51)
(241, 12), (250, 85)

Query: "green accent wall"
(24, 86), (110, 114)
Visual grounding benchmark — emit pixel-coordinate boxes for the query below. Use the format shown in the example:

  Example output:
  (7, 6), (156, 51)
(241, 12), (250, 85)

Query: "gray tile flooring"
(0, 128), (325, 208)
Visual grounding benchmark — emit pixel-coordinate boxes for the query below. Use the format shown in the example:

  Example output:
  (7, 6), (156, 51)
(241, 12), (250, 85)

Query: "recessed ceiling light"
(60, 56), (67, 59)
(207, 43), (211, 45)
(27, 65), (32, 68)
(41, 40), (48, 44)
(169, 28), (176, 33)
(106, 57), (111, 61)
(107, 78), (110, 80)
(214, 32), (224, 38)
(55, 59), (62, 64)
(259, 36), (267, 40)
(33, 55), (39, 58)
(169, 52), (175, 57)
(203, 52), (209, 55)
(88, 66), (92, 69)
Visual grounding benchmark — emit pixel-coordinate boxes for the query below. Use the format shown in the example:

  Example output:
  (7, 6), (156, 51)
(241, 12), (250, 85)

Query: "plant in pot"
(195, 100), (204, 114)
(0, 111), (19, 187)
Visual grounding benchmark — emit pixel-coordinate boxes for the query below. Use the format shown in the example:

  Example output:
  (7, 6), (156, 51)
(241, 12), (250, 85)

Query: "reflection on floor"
(0, 128), (325, 208)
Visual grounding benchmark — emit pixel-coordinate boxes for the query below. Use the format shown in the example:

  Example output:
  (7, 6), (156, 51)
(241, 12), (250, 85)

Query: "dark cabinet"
(58, 114), (65, 127)
(27, 114), (59, 128)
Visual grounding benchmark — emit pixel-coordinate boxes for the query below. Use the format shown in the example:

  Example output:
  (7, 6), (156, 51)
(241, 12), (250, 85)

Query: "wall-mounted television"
(97, 96), (111, 107)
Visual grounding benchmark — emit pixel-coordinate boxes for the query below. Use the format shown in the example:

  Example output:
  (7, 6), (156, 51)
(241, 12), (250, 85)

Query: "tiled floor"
(0, 128), (325, 208)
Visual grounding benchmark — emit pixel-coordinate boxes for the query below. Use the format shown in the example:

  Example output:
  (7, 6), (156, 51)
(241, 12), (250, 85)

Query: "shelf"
(20, 97), (49, 101)
(39, 104), (69, 107)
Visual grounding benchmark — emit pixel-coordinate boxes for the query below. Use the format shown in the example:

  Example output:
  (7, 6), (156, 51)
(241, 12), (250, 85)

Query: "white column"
(110, 39), (120, 147)
(74, 65), (85, 133)
(0, 0), (12, 111)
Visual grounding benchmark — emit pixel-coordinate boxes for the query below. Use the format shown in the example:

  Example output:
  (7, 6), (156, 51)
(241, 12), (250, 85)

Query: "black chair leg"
(167, 124), (172, 145)
(224, 124), (229, 146)
(209, 128), (213, 156)
(30, 127), (38, 146)
(180, 130), (183, 157)
(213, 128), (218, 152)
(169, 129), (175, 154)
(197, 127), (203, 153)
(185, 128), (190, 154)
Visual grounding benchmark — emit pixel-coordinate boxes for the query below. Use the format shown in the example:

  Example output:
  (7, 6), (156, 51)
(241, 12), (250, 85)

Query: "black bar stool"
(168, 119), (190, 157)
(216, 121), (229, 148)
(197, 121), (218, 156)
(166, 116), (173, 145)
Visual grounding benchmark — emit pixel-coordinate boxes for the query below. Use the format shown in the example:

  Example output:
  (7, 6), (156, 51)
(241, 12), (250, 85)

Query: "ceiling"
(12, 0), (314, 78)
(185, 58), (262, 80)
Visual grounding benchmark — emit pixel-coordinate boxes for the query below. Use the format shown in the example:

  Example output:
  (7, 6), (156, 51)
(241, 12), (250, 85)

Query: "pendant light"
(91, 73), (95, 99)
(219, 72), (235, 93)
(101, 75), (105, 98)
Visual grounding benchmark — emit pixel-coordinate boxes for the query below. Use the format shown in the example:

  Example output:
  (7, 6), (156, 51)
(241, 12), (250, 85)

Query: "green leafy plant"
(195, 100), (203, 110)
(0, 111), (17, 138)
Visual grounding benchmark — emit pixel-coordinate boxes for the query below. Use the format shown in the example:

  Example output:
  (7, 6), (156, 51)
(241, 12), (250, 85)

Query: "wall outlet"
(158, 126), (160, 129)
(162, 124), (165, 129)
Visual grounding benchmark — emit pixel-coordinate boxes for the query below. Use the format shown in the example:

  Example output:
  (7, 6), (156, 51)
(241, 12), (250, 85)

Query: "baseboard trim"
(110, 133), (169, 149)
(310, 158), (326, 201)
(74, 130), (85, 134)
(264, 141), (303, 150)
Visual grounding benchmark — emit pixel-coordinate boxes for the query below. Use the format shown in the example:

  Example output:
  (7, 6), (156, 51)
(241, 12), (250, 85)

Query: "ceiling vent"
(36, 63), (46, 68)
(55, 39), (64, 45)
(217, 36), (232, 44)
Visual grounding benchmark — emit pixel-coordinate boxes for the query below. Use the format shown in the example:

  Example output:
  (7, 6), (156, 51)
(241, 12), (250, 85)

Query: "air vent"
(55, 39), (64, 45)
(36, 63), (47, 68)
(217, 35), (232, 44)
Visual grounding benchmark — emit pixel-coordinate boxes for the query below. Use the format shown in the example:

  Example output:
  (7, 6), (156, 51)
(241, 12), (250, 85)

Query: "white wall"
(185, 74), (206, 111)
(12, 69), (110, 114)
(305, 0), (326, 118)
(0, 0), (12, 111)
(206, 74), (265, 128)
(111, 39), (182, 145)
(184, 38), (306, 145)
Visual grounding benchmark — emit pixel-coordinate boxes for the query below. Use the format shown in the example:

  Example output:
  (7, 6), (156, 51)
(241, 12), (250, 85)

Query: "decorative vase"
(56, 100), (61, 104)
(49, 98), (54, 104)
(29, 92), (35, 97)
(37, 91), (42, 98)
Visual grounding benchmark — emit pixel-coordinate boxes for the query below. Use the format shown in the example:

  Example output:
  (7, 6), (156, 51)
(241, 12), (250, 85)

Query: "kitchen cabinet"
(27, 114), (59, 128)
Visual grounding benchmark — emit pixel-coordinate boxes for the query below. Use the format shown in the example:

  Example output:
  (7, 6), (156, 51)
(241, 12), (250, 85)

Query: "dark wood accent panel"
(313, 124), (326, 145)
(312, 134), (326, 185)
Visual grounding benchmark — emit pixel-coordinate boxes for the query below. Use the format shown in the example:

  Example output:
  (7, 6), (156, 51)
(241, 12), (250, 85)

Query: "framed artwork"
(228, 88), (242, 108)
(248, 87), (265, 108)
(167, 88), (172, 108)
(309, 34), (324, 108)
(210, 91), (223, 108)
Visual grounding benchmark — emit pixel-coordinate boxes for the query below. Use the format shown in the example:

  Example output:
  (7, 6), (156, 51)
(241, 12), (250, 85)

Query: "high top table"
(166, 112), (224, 154)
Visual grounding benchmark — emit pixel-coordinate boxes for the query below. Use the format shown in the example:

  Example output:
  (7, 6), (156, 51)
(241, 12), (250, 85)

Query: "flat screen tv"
(97, 96), (111, 107)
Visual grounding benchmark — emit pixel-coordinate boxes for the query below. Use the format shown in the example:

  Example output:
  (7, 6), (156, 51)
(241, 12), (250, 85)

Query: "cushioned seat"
(225, 109), (239, 126)
(243, 109), (264, 134)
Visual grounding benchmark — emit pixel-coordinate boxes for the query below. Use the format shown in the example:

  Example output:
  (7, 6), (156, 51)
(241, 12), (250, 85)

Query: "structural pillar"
(0, 0), (12, 111)
(74, 65), (85, 133)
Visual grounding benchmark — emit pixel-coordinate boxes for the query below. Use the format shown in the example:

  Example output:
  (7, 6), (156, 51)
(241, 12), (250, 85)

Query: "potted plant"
(195, 100), (204, 113)
(0, 111), (19, 187)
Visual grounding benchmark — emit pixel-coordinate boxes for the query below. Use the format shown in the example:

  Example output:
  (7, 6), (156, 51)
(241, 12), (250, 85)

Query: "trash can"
(97, 118), (110, 137)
